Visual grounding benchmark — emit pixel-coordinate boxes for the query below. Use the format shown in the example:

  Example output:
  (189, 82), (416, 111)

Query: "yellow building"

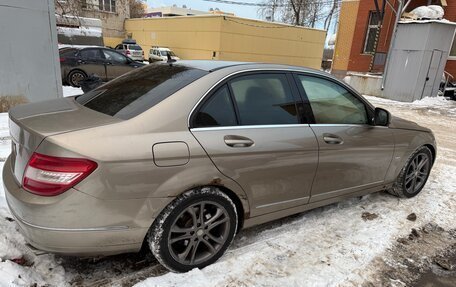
(122, 15), (326, 68)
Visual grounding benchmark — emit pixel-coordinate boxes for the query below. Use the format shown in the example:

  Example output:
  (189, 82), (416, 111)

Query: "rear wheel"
(388, 146), (433, 198)
(148, 187), (238, 272)
(68, 70), (86, 87)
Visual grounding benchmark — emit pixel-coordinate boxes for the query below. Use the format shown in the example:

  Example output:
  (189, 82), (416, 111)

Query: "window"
(194, 85), (237, 128)
(99, 0), (116, 12)
(128, 45), (142, 51)
(297, 75), (368, 125)
(79, 49), (103, 60)
(103, 50), (127, 64)
(229, 74), (299, 125)
(363, 11), (380, 54)
(76, 65), (208, 119)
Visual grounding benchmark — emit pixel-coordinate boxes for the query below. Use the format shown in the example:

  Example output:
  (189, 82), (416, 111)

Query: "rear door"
(190, 72), (318, 216)
(78, 48), (107, 80)
(293, 74), (395, 202)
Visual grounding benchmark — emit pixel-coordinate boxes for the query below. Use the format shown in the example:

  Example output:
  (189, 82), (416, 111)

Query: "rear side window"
(79, 49), (103, 60)
(76, 64), (208, 120)
(229, 74), (299, 125)
(194, 85), (237, 128)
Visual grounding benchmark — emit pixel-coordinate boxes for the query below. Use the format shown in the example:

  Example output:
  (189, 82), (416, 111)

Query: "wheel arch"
(423, 143), (436, 164)
(140, 184), (247, 252)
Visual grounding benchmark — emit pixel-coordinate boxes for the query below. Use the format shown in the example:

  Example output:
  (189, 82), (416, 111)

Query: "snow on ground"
(62, 86), (83, 97)
(0, 95), (454, 286)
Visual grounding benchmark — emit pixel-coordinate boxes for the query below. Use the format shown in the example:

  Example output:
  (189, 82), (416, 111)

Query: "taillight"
(142, 51), (144, 55)
(126, 50), (131, 55)
(59, 57), (65, 62)
(22, 153), (97, 196)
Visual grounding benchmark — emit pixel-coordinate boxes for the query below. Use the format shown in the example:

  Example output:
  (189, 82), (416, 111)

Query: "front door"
(190, 73), (318, 216)
(102, 49), (134, 80)
(294, 74), (395, 202)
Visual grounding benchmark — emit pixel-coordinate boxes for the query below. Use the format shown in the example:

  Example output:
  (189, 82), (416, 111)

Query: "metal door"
(422, 50), (443, 99)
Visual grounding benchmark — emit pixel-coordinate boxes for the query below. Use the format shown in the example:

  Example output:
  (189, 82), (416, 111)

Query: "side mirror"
(374, 107), (390, 126)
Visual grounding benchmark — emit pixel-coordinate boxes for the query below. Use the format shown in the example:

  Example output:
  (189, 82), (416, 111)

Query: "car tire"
(68, 70), (87, 87)
(147, 187), (238, 273)
(388, 146), (433, 198)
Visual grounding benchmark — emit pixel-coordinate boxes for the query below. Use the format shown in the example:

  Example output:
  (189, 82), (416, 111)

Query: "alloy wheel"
(404, 152), (430, 194)
(167, 201), (230, 265)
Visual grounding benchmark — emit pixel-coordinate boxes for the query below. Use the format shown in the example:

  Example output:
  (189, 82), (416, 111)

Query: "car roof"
(173, 60), (327, 75)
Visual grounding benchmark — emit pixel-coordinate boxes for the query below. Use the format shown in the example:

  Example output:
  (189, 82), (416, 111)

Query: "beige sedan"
(3, 61), (436, 272)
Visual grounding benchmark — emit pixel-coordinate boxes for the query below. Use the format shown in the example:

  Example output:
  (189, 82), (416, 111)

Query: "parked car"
(115, 39), (144, 61)
(149, 46), (180, 62)
(59, 47), (145, 87)
(4, 61), (436, 273)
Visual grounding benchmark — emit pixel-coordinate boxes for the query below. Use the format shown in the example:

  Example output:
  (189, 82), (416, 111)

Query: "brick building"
(332, 0), (456, 78)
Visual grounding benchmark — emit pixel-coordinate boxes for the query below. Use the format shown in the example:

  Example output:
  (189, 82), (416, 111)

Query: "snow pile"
(62, 86), (83, 97)
(57, 26), (102, 38)
(410, 5), (444, 20)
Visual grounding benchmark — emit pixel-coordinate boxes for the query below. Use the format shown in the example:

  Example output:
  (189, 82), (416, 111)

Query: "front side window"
(364, 11), (380, 54)
(194, 85), (237, 128)
(297, 75), (368, 125)
(76, 64), (208, 119)
(103, 50), (127, 64)
(229, 74), (299, 125)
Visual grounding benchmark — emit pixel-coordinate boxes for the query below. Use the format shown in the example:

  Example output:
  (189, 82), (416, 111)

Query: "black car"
(59, 47), (145, 87)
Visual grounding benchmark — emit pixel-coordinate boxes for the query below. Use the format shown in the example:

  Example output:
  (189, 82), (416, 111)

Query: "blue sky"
(146, 0), (266, 20)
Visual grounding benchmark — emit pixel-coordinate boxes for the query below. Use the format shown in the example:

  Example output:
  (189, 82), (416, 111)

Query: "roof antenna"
(167, 53), (176, 65)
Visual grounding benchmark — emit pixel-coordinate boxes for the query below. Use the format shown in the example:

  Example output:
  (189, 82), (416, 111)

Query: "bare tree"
(324, 0), (339, 31)
(129, 0), (146, 18)
(260, 0), (339, 29)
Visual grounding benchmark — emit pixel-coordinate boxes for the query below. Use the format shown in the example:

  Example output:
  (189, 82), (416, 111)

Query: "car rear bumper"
(2, 156), (173, 256)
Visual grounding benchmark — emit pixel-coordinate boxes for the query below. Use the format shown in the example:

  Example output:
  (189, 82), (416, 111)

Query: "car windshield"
(75, 64), (208, 120)
(128, 45), (142, 51)
(160, 50), (176, 57)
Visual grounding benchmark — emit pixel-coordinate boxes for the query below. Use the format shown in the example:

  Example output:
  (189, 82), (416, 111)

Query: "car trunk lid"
(8, 97), (120, 183)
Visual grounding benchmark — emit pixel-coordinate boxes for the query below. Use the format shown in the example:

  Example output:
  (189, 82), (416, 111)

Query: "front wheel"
(388, 146), (433, 198)
(148, 187), (238, 272)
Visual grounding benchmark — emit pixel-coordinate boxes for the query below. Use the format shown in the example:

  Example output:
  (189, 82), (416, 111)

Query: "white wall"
(0, 0), (62, 110)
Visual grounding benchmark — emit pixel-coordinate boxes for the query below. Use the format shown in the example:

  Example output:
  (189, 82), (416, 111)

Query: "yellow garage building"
(123, 15), (326, 69)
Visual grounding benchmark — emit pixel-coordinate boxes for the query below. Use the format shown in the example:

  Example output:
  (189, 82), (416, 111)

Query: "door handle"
(224, 135), (254, 147)
(323, 133), (344, 144)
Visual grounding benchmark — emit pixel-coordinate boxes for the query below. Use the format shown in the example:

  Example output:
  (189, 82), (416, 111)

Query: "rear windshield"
(59, 48), (77, 57)
(128, 45), (142, 50)
(75, 64), (208, 120)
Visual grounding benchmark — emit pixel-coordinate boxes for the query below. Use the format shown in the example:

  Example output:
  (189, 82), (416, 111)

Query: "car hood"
(389, 116), (432, 133)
